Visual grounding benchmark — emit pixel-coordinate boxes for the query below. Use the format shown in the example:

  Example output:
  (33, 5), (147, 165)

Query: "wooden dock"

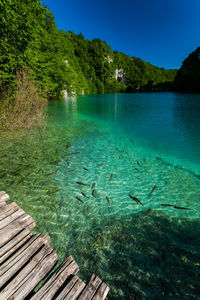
(0, 191), (110, 300)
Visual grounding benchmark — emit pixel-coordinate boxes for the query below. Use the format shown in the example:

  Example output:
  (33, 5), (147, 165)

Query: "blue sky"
(43, 0), (200, 69)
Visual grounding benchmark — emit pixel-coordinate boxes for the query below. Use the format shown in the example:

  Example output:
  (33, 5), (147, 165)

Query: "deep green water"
(1, 92), (200, 299)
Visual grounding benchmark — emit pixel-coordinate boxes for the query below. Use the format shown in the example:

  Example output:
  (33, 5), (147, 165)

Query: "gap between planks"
(0, 191), (110, 299)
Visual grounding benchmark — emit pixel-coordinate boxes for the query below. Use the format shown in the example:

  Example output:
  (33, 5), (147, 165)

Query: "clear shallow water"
(0, 92), (200, 299)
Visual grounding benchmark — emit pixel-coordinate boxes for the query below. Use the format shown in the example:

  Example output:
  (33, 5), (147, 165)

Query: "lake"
(1, 92), (200, 299)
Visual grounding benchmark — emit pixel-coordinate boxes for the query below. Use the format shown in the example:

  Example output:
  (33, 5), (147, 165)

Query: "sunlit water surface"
(1, 93), (200, 299)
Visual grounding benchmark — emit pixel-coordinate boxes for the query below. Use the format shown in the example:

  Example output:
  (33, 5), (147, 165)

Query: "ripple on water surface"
(0, 94), (200, 299)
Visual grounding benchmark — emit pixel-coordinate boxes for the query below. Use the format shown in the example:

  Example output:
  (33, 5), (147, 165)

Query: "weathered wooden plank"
(0, 203), (5, 209)
(78, 274), (102, 300)
(0, 194), (110, 300)
(0, 229), (32, 264)
(0, 209), (25, 230)
(0, 191), (10, 204)
(0, 234), (50, 287)
(31, 255), (79, 300)
(55, 276), (80, 300)
(0, 245), (58, 300)
(0, 233), (49, 273)
(93, 283), (110, 300)
(0, 214), (35, 247)
(0, 202), (18, 214)
(0, 202), (19, 221)
(63, 277), (86, 300)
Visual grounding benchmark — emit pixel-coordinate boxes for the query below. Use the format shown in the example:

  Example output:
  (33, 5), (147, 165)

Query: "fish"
(106, 196), (110, 204)
(97, 163), (103, 166)
(76, 182), (89, 186)
(69, 152), (80, 155)
(133, 196), (143, 206)
(144, 208), (152, 216)
(148, 185), (157, 197)
(128, 195), (144, 206)
(46, 171), (56, 176)
(47, 188), (60, 195)
(110, 173), (113, 180)
(128, 194), (138, 204)
(151, 185), (157, 193)
(92, 189), (96, 197)
(75, 196), (84, 203)
(83, 167), (89, 171)
(156, 157), (162, 160)
(134, 168), (139, 172)
(81, 192), (89, 198)
(91, 183), (96, 190)
(173, 206), (190, 210)
(14, 166), (21, 172)
(161, 204), (173, 207)
(50, 160), (60, 165)
(68, 169), (74, 172)
(137, 162), (141, 166)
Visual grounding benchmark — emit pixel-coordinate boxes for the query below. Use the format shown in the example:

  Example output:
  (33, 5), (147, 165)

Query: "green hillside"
(0, 0), (177, 101)
(175, 47), (200, 92)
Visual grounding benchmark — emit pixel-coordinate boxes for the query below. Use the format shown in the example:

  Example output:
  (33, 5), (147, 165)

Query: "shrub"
(0, 70), (47, 131)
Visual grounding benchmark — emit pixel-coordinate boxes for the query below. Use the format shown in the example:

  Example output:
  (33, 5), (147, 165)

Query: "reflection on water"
(0, 93), (200, 299)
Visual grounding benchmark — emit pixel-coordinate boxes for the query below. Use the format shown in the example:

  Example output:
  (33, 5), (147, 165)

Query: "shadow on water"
(173, 93), (200, 165)
(70, 212), (200, 299)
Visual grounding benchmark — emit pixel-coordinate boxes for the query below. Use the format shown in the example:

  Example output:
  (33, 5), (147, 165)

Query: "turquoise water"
(1, 92), (200, 299)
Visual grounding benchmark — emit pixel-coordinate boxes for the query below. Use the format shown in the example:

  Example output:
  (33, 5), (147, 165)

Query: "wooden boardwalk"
(0, 191), (110, 300)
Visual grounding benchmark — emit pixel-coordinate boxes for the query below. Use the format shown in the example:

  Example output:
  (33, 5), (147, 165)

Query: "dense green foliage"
(112, 52), (177, 92)
(175, 47), (200, 93)
(0, 0), (75, 98)
(67, 33), (177, 94)
(0, 0), (177, 100)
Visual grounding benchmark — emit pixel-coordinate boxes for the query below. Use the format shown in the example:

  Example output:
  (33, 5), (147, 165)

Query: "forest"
(0, 0), (177, 99)
(174, 47), (200, 93)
